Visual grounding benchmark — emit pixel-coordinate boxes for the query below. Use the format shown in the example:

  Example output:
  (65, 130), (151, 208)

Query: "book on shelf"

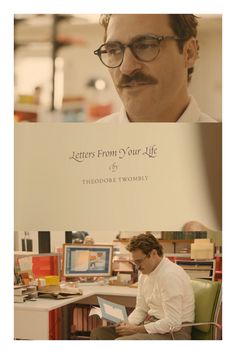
(180, 265), (212, 270)
(14, 286), (27, 296)
(14, 294), (29, 303)
(14, 284), (38, 303)
(185, 270), (212, 280)
(162, 231), (207, 240)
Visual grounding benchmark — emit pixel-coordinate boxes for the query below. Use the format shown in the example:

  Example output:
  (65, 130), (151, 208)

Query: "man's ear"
(151, 249), (157, 257)
(183, 37), (199, 69)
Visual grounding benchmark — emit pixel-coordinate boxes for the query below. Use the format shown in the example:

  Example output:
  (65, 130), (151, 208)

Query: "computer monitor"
(62, 244), (113, 277)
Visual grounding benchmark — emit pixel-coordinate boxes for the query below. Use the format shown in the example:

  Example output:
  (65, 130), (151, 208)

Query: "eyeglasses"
(94, 35), (182, 68)
(130, 253), (150, 268)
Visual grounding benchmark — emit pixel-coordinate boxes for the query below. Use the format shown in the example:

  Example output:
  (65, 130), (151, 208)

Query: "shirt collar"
(148, 256), (166, 277)
(120, 106), (130, 122)
(177, 96), (201, 122)
(122, 96), (200, 123)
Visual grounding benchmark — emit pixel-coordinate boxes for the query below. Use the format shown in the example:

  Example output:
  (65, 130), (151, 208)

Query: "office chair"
(170, 279), (222, 340)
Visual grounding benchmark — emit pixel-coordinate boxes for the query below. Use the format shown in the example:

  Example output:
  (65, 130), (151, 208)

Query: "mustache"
(118, 72), (158, 87)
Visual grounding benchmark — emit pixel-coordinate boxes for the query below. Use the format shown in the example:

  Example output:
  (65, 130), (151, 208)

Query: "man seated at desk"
(90, 233), (194, 340)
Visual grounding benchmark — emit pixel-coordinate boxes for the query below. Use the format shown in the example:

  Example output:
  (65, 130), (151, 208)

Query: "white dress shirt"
(128, 257), (195, 334)
(98, 96), (217, 123)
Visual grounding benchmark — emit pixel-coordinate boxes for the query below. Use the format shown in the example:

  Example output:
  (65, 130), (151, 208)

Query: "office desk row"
(14, 285), (137, 340)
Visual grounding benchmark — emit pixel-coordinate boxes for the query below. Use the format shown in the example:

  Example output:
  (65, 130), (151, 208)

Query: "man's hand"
(115, 322), (146, 337)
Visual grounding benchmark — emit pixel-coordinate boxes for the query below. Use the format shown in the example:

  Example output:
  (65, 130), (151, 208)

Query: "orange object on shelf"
(14, 110), (38, 122)
(215, 256), (222, 281)
(32, 255), (59, 278)
(89, 103), (113, 119)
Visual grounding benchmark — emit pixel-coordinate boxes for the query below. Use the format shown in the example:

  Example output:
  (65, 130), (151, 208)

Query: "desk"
(14, 285), (137, 340)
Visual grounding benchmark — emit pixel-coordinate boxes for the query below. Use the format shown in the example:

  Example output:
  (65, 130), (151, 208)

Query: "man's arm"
(144, 295), (183, 334)
(144, 272), (191, 334)
(115, 323), (147, 336)
(127, 276), (149, 325)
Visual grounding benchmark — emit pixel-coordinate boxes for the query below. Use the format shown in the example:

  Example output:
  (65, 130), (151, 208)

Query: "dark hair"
(99, 14), (199, 82)
(169, 15), (199, 82)
(126, 233), (163, 257)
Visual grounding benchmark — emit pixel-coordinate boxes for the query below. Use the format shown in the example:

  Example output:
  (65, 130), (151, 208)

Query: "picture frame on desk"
(62, 243), (113, 277)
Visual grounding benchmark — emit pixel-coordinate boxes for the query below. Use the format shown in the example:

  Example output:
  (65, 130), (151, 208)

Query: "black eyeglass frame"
(130, 252), (151, 268)
(94, 35), (183, 68)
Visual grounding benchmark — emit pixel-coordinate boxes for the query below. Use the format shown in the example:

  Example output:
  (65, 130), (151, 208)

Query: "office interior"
(14, 14), (222, 123)
(14, 230), (222, 340)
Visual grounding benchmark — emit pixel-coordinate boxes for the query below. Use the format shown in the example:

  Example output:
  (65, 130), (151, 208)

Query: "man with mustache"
(94, 14), (216, 123)
(94, 15), (215, 231)
(90, 233), (194, 340)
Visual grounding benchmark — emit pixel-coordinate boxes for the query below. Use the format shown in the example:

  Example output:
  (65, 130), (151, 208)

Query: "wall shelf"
(175, 259), (216, 281)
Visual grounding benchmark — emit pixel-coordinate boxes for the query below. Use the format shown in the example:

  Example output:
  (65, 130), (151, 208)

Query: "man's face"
(106, 15), (194, 122)
(131, 249), (158, 275)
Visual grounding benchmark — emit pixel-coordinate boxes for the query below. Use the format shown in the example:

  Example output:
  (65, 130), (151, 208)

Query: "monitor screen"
(63, 244), (113, 277)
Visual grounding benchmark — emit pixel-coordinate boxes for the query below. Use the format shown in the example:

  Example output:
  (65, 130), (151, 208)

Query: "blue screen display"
(64, 246), (112, 276)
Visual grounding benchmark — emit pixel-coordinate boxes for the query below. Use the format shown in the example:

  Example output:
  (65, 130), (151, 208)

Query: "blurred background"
(14, 14), (222, 123)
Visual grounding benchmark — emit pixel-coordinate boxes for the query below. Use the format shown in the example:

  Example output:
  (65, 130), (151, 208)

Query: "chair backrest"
(191, 279), (222, 340)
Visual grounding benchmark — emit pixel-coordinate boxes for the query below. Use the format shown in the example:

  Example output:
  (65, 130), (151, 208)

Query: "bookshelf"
(113, 236), (222, 281)
(160, 239), (194, 254)
(175, 259), (216, 281)
(113, 238), (194, 256)
(14, 103), (39, 122)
